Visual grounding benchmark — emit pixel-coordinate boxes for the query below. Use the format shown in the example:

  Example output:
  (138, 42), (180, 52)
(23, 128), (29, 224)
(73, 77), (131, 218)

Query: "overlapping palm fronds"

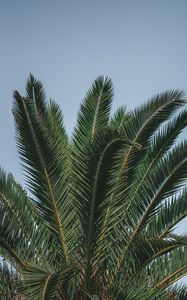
(0, 74), (187, 299)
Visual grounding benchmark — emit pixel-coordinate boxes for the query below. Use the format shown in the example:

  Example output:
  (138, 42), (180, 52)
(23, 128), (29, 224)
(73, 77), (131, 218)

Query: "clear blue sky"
(0, 0), (187, 282)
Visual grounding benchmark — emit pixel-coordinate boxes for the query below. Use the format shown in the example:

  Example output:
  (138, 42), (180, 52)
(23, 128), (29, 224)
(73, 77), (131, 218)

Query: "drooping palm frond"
(0, 75), (187, 299)
(110, 141), (187, 281)
(111, 91), (186, 201)
(120, 89), (186, 141)
(19, 264), (79, 300)
(145, 189), (187, 238)
(96, 92), (187, 245)
(0, 168), (53, 268)
(126, 140), (187, 230)
(149, 244), (187, 289)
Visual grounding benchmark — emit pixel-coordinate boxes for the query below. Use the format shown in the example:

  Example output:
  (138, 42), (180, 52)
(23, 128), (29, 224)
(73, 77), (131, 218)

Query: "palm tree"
(0, 74), (187, 299)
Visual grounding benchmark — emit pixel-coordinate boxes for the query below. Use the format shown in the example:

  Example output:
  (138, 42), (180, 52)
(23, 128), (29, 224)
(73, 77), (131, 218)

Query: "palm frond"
(109, 106), (132, 131)
(20, 264), (78, 300)
(117, 90), (186, 188)
(12, 75), (74, 263)
(72, 76), (113, 149)
(72, 128), (135, 295)
(146, 189), (187, 238)
(0, 168), (54, 266)
(125, 140), (187, 238)
(100, 92), (187, 243)
(151, 245), (187, 288)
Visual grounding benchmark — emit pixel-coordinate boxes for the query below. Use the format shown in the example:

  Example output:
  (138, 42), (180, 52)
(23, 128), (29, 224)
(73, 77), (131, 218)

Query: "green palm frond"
(110, 235), (186, 289)
(19, 264), (78, 300)
(98, 92), (187, 243)
(0, 168), (53, 267)
(111, 145), (187, 277)
(72, 129), (136, 294)
(72, 76), (113, 148)
(109, 106), (132, 131)
(111, 276), (167, 300)
(149, 109), (187, 161)
(12, 76), (74, 263)
(124, 140), (187, 234)
(123, 89), (186, 142)
(115, 90), (186, 189)
(146, 189), (187, 238)
(151, 245), (187, 288)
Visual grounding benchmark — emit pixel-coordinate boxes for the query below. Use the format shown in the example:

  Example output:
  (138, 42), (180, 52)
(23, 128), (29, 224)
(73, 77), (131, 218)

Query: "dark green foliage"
(0, 74), (187, 299)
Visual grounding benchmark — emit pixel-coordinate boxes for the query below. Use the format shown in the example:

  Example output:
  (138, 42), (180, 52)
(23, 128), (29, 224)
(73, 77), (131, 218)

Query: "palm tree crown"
(0, 74), (187, 299)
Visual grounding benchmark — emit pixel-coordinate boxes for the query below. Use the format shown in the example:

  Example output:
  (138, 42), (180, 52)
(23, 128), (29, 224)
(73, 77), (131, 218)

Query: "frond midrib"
(0, 237), (26, 268)
(20, 97), (68, 262)
(91, 84), (104, 138)
(41, 273), (52, 300)
(114, 157), (187, 279)
(84, 137), (124, 294)
(99, 97), (176, 240)
(124, 113), (187, 217)
(155, 265), (187, 288)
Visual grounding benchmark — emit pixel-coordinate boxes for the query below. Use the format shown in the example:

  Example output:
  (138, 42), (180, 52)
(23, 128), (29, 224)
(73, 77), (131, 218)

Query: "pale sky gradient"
(0, 0), (187, 283)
